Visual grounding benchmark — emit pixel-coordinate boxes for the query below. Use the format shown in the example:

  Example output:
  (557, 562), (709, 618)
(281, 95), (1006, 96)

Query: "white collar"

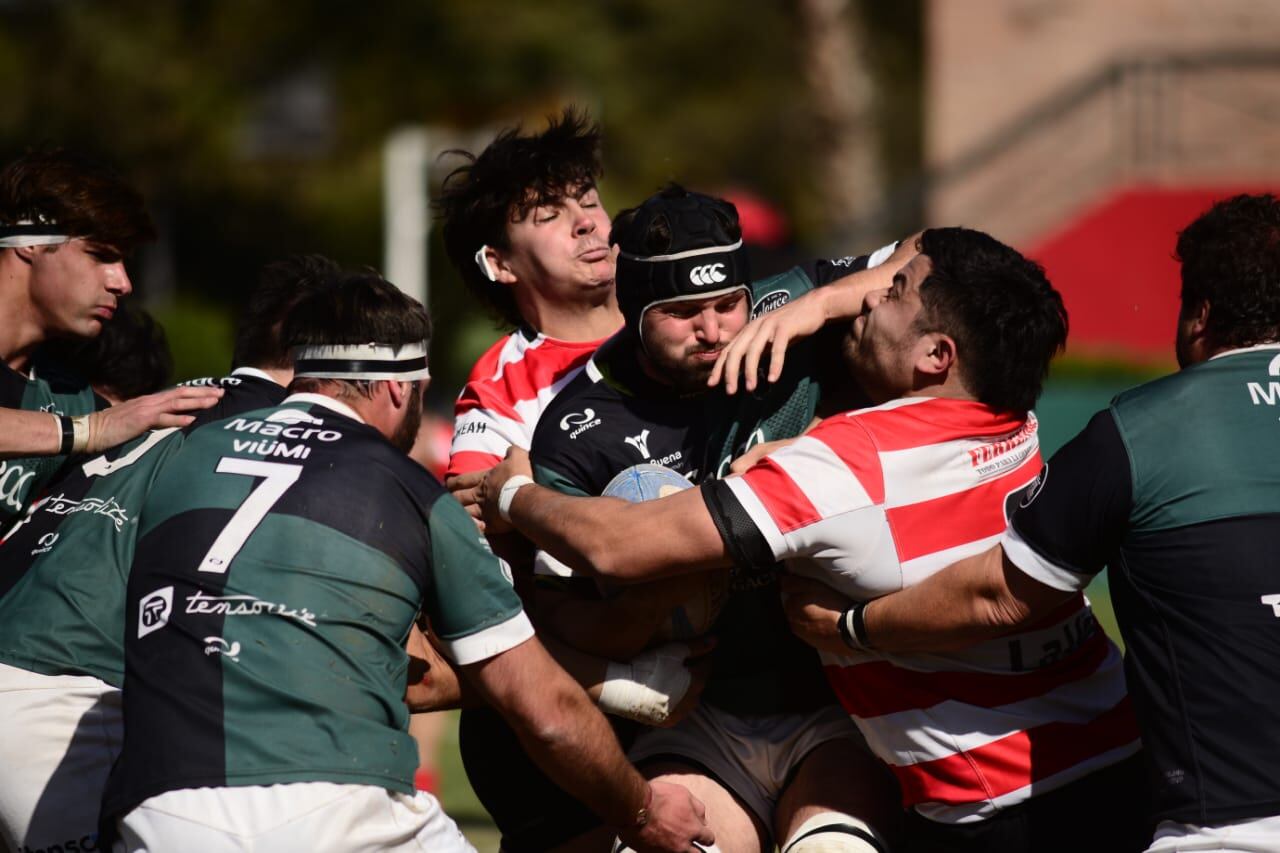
(230, 366), (279, 384)
(281, 392), (365, 424)
(1208, 342), (1280, 361)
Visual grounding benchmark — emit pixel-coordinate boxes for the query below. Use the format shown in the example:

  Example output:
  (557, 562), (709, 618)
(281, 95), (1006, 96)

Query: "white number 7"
(198, 457), (302, 574)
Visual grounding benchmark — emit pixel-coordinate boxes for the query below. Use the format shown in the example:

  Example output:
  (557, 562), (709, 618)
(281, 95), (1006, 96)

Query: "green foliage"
(0, 0), (922, 397)
(149, 297), (234, 382)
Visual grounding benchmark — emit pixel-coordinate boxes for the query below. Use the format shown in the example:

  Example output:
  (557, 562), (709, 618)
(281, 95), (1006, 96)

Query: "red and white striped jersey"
(447, 329), (609, 478)
(723, 396), (1138, 823)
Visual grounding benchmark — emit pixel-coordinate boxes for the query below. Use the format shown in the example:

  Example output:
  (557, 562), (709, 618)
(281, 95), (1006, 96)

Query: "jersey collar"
(281, 392), (365, 424)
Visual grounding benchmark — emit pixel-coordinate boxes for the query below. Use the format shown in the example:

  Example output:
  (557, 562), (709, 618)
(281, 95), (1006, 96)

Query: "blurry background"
(6, 0), (1278, 847)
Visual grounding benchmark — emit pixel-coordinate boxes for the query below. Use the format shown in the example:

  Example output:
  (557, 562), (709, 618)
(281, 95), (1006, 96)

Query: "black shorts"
(459, 706), (635, 852)
(903, 751), (1154, 853)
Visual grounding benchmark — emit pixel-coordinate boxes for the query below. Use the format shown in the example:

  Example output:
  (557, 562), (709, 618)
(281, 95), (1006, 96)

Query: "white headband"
(0, 219), (71, 249)
(292, 342), (431, 381)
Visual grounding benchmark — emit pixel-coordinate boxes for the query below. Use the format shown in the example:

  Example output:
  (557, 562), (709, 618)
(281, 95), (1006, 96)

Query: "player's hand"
(710, 287), (831, 395)
(728, 437), (798, 475)
(619, 781), (714, 853)
(661, 636), (716, 728)
(404, 624), (464, 712)
(88, 385), (224, 452)
(445, 468), (488, 521)
(780, 573), (856, 656)
(477, 446), (534, 534)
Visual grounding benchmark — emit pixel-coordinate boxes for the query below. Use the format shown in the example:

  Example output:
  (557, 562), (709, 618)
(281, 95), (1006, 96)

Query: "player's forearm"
(467, 638), (648, 829)
(862, 545), (1065, 653)
(0, 408), (64, 458)
(507, 484), (728, 582)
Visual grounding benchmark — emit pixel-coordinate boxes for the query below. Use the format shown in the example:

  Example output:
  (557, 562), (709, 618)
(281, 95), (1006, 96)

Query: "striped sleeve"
(721, 419), (902, 598)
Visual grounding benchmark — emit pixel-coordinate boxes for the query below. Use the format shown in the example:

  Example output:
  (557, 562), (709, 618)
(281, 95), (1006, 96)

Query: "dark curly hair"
(0, 146), (154, 257)
(436, 107), (603, 327)
(233, 254), (343, 370)
(916, 227), (1068, 413)
(1176, 193), (1280, 351)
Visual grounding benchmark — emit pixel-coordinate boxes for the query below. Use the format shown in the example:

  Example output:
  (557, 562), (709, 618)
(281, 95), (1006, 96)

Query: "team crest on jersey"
(751, 289), (789, 320)
(138, 586), (174, 638)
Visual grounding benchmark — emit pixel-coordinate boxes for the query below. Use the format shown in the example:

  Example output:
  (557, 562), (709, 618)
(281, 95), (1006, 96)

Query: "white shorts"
(1146, 814), (1280, 853)
(115, 782), (475, 853)
(0, 661), (122, 853)
(627, 702), (865, 826)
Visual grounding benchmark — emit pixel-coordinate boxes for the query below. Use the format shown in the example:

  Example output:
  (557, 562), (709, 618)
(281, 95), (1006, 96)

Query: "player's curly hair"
(1176, 193), (1280, 351)
(916, 227), (1068, 413)
(436, 107), (603, 327)
(0, 145), (154, 256)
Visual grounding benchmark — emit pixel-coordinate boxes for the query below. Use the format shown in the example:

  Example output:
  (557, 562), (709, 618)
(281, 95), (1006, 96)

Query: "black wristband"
(57, 414), (75, 456)
(838, 601), (872, 650)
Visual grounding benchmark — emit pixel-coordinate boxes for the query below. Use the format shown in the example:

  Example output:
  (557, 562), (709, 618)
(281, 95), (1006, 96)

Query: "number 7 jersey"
(103, 393), (530, 820)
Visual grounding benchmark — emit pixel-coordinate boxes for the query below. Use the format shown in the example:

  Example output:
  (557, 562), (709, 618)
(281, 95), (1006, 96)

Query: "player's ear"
(386, 379), (409, 409)
(917, 333), (956, 376)
(12, 244), (37, 264)
(481, 245), (519, 286)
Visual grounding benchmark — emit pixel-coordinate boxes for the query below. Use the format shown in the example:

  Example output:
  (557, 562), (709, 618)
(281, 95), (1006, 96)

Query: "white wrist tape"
(866, 241), (899, 269)
(598, 642), (693, 726)
(497, 474), (534, 522)
(71, 415), (92, 455)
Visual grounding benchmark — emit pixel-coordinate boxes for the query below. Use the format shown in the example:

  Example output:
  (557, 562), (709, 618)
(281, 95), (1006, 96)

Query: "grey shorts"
(628, 702), (867, 827)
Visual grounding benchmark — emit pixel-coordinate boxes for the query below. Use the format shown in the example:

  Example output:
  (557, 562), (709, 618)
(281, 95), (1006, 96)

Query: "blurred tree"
(0, 0), (921, 391)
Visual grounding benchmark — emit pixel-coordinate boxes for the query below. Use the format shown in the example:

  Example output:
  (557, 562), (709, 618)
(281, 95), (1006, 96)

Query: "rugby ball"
(601, 464), (729, 640)
(602, 463), (693, 502)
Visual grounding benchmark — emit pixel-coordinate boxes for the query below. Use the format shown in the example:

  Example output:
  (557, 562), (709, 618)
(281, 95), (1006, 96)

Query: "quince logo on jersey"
(138, 586), (174, 638)
(560, 408), (601, 439)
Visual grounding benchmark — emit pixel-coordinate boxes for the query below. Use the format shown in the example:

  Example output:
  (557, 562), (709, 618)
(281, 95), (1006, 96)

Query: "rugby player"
(479, 227), (1148, 853)
(0, 255), (339, 852)
(786, 194), (1280, 852)
(526, 185), (902, 853)
(0, 147), (222, 531)
(101, 273), (711, 852)
(436, 108), (651, 852)
(439, 107), (620, 485)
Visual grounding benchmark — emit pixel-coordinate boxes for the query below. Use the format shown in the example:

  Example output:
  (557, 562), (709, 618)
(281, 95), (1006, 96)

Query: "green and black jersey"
(103, 393), (530, 818)
(0, 356), (102, 534)
(0, 371), (287, 683)
(1007, 344), (1280, 824)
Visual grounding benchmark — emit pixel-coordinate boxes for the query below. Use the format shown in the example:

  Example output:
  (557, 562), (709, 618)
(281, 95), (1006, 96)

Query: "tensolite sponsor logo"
(689, 263), (727, 286)
(184, 589), (317, 627)
(138, 586), (174, 638)
(560, 408), (601, 439)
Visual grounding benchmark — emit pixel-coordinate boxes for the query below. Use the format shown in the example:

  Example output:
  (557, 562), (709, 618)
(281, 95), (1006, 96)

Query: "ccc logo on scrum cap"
(689, 264), (727, 286)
